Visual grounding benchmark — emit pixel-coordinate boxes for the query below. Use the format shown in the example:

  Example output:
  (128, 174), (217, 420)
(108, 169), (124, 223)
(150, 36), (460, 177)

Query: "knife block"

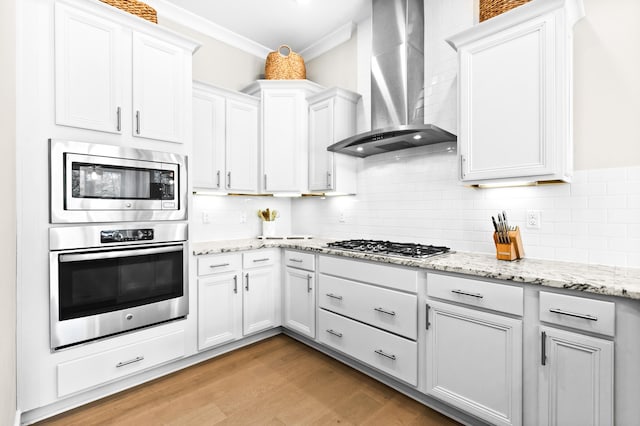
(493, 227), (524, 261)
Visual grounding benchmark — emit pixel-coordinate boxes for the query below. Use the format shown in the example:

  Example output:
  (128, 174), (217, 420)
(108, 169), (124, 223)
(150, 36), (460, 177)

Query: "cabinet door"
(262, 90), (306, 192)
(132, 32), (184, 143)
(197, 273), (242, 351)
(426, 301), (522, 426)
(243, 267), (277, 335)
(308, 98), (334, 191)
(459, 15), (556, 182)
(283, 267), (315, 338)
(226, 98), (259, 193)
(55, 2), (122, 133)
(192, 89), (226, 190)
(538, 326), (614, 426)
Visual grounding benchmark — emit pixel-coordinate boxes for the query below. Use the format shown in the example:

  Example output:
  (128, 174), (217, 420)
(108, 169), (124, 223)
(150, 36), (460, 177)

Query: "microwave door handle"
(59, 245), (183, 263)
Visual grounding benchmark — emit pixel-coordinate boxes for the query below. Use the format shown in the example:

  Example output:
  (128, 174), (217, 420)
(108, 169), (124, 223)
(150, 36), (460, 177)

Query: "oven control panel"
(100, 228), (154, 243)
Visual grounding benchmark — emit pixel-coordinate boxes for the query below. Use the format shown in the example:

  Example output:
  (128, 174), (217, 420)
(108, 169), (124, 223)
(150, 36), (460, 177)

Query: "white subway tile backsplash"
(289, 147), (640, 268)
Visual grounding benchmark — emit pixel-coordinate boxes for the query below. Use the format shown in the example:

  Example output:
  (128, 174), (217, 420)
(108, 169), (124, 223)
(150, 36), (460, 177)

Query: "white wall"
(305, 35), (358, 92)
(160, 18), (265, 91)
(0, 0), (17, 423)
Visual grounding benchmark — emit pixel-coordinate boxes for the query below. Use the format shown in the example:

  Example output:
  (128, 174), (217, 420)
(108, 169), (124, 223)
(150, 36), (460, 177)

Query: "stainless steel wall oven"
(50, 139), (187, 223)
(49, 223), (188, 350)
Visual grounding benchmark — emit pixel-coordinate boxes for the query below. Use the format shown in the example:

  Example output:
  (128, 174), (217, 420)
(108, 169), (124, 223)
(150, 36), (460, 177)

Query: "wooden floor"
(37, 335), (460, 425)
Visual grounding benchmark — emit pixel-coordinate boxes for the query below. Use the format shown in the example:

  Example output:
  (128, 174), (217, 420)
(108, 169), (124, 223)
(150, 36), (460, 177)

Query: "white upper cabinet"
(446, 0), (585, 184)
(243, 80), (324, 194)
(132, 33), (185, 143)
(308, 88), (360, 194)
(54, 0), (198, 144)
(192, 82), (259, 193)
(55, 2), (122, 133)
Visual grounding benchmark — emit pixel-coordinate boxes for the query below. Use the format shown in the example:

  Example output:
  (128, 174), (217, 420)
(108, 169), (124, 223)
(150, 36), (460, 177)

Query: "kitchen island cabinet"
(446, 0), (584, 185)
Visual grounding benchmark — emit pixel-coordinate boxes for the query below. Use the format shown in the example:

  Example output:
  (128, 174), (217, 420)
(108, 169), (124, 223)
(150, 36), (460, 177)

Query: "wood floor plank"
(36, 335), (460, 426)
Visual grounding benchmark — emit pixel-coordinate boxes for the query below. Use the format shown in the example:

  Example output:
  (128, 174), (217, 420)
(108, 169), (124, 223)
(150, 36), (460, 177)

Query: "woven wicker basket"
(265, 45), (306, 80)
(480, 0), (530, 22)
(100, 0), (157, 24)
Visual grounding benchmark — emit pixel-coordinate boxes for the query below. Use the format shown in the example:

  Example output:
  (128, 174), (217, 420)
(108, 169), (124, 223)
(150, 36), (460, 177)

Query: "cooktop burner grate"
(326, 239), (451, 259)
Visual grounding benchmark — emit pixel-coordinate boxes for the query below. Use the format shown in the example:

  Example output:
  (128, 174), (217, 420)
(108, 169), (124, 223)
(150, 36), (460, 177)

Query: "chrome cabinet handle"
(326, 329), (342, 338)
(374, 349), (396, 361)
(252, 258), (270, 263)
(264, 174), (267, 191)
(227, 172), (231, 189)
(460, 155), (465, 179)
(374, 307), (396, 316)
(216, 170), (221, 188)
(289, 258), (303, 263)
(541, 331), (547, 366)
(327, 171), (332, 189)
(233, 275), (238, 294)
(209, 263), (230, 268)
(116, 356), (144, 368)
(549, 308), (598, 321)
(245, 273), (249, 291)
(425, 303), (431, 330)
(451, 289), (484, 299)
(116, 106), (121, 131)
(326, 293), (343, 300)
(135, 110), (140, 134)
(307, 274), (312, 292)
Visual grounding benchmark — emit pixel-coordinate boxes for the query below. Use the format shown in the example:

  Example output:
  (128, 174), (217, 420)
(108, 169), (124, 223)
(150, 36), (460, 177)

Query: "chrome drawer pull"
(374, 307), (396, 316)
(289, 258), (304, 263)
(549, 308), (598, 321)
(326, 293), (343, 300)
(451, 289), (484, 299)
(116, 356), (144, 368)
(326, 329), (343, 338)
(209, 263), (230, 268)
(374, 349), (396, 361)
(252, 258), (270, 263)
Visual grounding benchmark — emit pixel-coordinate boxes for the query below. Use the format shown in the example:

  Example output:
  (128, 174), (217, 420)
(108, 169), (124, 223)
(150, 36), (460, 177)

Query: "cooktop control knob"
(113, 231), (124, 242)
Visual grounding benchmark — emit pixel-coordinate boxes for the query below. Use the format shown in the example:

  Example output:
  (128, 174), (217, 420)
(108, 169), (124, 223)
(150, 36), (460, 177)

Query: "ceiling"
(160, 0), (371, 52)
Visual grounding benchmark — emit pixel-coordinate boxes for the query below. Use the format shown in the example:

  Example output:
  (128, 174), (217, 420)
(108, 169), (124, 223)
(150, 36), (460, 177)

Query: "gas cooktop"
(326, 239), (451, 259)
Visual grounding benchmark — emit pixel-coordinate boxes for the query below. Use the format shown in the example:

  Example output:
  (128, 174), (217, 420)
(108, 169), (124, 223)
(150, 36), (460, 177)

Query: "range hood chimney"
(327, 0), (456, 158)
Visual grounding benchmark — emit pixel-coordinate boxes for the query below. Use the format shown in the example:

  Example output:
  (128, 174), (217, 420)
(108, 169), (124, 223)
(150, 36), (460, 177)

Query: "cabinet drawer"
(539, 291), (615, 337)
(319, 309), (417, 386)
(58, 330), (185, 397)
(284, 250), (315, 271)
(197, 254), (241, 276)
(319, 274), (417, 340)
(243, 249), (277, 269)
(319, 255), (418, 293)
(427, 273), (523, 316)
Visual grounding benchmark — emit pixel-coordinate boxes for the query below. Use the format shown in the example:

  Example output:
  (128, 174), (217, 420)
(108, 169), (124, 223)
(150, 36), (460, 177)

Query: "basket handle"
(278, 45), (292, 57)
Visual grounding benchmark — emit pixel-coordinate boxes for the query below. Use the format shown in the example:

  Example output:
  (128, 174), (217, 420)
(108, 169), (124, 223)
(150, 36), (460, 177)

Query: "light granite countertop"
(192, 238), (640, 301)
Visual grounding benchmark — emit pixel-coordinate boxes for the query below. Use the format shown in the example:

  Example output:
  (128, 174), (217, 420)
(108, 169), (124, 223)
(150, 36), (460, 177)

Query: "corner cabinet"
(446, 0), (585, 184)
(307, 88), (360, 194)
(243, 80), (324, 194)
(192, 82), (259, 193)
(54, 0), (198, 143)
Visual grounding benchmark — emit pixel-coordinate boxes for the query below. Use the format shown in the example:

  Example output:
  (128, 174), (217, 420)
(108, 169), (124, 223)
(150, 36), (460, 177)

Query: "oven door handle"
(59, 245), (183, 262)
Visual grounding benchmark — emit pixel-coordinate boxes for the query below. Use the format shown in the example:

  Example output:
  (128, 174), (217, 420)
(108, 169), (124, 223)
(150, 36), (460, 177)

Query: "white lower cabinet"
(242, 250), (281, 335)
(57, 330), (185, 397)
(425, 301), (522, 426)
(283, 251), (316, 338)
(538, 326), (614, 426)
(198, 272), (242, 350)
(319, 309), (418, 386)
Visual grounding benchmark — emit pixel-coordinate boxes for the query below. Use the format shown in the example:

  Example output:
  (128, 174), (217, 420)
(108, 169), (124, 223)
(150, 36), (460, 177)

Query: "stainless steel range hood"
(328, 0), (456, 158)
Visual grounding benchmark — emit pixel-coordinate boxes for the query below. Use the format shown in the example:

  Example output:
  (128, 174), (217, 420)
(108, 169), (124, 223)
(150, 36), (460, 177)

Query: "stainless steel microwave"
(50, 139), (187, 223)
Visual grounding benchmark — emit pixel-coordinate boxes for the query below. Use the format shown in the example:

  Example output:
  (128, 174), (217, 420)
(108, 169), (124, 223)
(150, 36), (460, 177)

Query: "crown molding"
(299, 22), (356, 61)
(144, 0), (272, 58)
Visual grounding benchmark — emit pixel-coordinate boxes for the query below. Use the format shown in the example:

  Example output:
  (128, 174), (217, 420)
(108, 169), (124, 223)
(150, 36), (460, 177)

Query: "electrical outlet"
(202, 212), (210, 224)
(240, 213), (247, 224)
(526, 210), (541, 229)
(339, 211), (346, 223)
